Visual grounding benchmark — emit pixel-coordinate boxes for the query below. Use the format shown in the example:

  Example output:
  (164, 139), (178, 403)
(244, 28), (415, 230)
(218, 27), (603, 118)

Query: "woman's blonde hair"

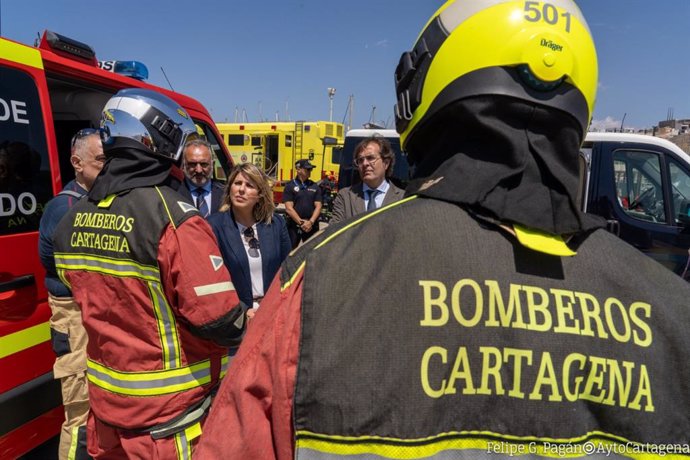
(219, 162), (276, 224)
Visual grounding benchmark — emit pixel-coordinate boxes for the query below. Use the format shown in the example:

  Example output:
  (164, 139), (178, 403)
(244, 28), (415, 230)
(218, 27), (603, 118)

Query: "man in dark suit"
(177, 138), (225, 217)
(331, 135), (404, 223)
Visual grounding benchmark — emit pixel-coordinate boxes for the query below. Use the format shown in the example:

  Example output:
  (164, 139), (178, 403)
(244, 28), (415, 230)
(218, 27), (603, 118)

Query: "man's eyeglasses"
(243, 227), (260, 258)
(354, 155), (381, 167)
(71, 128), (100, 148)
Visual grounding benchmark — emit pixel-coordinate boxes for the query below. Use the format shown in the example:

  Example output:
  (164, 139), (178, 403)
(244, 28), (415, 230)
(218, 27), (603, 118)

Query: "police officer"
(196, 1), (690, 458)
(53, 89), (247, 459)
(282, 159), (322, 249)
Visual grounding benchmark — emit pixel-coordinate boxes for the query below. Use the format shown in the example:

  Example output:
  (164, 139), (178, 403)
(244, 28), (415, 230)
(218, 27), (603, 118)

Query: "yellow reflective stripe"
(67, 426), (79, 460)
(185, 421), (202, 441)
(0, 39), (43, 69)
(174, 428), (194, 460)
(174, 433), (184, 460)
(220, 353), (230, 379)
(0, 322), (50, 359)
(87, 358), (212, 396)
(97, 194), (117, 208)
(296, 431), (672, 460)
(156, 186), (177, 230)
(55, 253), (160, 282)
(314, 195), (417, 251)
(281, 196), (417, 292)
(281, 261), (305, 291)
(57, 268), (72, 290)
(194, 281), (234, 297)
(296, 436), (499, 458)
(148, 281), (181, 369)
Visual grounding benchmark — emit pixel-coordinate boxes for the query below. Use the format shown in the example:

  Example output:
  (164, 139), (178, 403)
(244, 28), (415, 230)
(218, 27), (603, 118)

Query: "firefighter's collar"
(504, 224), (577, 257)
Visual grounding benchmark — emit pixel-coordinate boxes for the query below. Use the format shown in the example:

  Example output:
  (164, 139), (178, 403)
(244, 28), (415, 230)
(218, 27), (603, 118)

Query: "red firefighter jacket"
(53, 185), (246, 430)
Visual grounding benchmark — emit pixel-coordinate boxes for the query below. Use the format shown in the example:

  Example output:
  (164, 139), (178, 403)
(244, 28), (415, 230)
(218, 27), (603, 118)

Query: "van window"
(331, 146), (343, 166)
(227, 134), (246, 146)
(613, 150), (666, 224)
(578, 146), (592, 210)
(0, 66), (51, 236)
(669, 158), (690, 224)
(195, 122), (231, 182)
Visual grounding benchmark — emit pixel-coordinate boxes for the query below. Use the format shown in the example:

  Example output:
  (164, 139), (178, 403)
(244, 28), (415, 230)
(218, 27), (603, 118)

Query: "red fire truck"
(0, 30), (232, 457)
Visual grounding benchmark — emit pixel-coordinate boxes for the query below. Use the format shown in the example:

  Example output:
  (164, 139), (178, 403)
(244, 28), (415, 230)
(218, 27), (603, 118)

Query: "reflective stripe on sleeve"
(193, 281), (235, 297)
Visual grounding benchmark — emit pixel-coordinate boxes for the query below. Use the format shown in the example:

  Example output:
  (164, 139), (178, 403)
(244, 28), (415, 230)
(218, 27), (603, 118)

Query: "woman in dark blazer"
(208, 163), (290, 315)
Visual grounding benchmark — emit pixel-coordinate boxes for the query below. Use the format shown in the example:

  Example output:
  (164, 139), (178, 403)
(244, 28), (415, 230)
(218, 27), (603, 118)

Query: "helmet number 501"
(524, 1), (572, 33)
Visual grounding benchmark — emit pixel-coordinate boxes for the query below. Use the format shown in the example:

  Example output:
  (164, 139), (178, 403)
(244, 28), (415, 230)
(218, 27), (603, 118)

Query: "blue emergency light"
(98, 60), (149, 81)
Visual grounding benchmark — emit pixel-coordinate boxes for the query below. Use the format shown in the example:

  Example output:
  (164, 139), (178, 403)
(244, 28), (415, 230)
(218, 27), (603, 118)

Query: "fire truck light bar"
(44, 30), (96, 60)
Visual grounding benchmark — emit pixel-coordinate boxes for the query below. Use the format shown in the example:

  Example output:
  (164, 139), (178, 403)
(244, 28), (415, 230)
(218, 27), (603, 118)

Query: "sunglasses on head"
(71, 128), (100, 148)
(242, 226), (260, 258)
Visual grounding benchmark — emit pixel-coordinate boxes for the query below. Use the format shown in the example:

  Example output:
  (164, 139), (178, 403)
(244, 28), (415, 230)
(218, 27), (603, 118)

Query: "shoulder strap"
(57, 189), (84, 199)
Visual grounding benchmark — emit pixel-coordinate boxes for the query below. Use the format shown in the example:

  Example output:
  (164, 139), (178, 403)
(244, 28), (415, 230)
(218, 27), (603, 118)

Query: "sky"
(1, 0), (688, 132)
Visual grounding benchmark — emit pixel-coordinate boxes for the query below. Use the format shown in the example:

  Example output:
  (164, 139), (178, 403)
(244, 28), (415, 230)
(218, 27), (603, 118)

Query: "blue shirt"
(38, 180), (87, 297)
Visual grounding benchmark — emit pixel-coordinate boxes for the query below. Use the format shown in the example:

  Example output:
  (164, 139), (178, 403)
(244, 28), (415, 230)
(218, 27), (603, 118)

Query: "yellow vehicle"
(216, 121), (344, 201)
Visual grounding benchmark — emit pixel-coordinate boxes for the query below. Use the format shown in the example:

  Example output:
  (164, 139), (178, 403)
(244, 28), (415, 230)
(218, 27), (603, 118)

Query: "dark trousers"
(287, 222), (319, 249)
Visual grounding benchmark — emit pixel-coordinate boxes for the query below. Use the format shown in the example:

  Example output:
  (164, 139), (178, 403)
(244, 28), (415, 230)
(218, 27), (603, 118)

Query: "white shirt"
(362, 180), (390, 210)
(236, 222), (264, 306)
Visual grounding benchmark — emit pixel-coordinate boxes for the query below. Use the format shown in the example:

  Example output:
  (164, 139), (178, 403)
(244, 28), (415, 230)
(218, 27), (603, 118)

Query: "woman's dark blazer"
(208, 211), (291, 308)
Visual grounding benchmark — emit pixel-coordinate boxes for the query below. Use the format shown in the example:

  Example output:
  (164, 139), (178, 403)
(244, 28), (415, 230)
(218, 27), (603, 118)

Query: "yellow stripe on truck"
(0, 39), (43, 69)
(0, 322), (50, 359)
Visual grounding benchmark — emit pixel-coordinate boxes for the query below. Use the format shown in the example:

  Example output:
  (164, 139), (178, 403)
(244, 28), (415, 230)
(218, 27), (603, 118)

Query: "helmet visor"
(175, 130), (200, 161)
(103, 93), (199, 161)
